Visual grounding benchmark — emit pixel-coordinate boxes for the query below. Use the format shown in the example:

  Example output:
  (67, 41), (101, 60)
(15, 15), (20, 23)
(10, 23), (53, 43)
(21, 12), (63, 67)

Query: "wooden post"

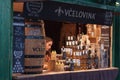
(0, 0), (13, 80)
(112, 14), (120, 80)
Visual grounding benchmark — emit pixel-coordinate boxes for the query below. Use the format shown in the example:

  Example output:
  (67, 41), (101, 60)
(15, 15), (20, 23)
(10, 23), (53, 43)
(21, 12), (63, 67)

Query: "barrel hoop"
(25, 55), (44, 58)
(24, 65), (43, 69)
(25, 36), (44, 39)
(24, 71), (43, 74)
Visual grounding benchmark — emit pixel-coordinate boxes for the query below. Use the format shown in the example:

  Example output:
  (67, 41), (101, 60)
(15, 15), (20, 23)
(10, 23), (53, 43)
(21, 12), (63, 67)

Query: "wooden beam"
(0, 0), (13, 80)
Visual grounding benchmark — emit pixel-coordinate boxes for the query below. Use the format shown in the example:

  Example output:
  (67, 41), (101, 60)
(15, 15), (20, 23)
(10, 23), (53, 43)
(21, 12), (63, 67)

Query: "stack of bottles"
(48, 34), (108, 72)
(61, 34), (99, 71)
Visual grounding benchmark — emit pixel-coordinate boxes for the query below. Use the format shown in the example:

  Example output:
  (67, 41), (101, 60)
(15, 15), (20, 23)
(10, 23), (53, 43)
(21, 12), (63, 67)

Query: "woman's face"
(46, 41), (53, 51)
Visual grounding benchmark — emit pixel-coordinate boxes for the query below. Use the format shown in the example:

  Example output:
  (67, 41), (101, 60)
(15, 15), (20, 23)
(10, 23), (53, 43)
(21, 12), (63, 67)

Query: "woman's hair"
(45, 36), (53, 56)
(45, 36), (53, 43)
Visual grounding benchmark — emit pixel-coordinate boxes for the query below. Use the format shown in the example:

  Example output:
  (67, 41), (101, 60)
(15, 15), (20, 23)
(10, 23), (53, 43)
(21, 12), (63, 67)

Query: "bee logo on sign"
(26, 2), (43, 17)
(55, 7), (64, 16)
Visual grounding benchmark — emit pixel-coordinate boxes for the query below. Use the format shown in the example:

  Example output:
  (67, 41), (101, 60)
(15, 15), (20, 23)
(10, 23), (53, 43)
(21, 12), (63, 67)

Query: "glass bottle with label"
(77, 27), (82, 45)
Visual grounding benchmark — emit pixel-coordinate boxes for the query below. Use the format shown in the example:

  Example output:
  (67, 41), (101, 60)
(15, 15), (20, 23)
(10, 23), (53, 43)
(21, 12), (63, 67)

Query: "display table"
(12, 67), (119, 80)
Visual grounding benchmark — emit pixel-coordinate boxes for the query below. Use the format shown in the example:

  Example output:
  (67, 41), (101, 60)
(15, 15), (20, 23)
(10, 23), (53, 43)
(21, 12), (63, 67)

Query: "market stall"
(12, 1), (119, 80)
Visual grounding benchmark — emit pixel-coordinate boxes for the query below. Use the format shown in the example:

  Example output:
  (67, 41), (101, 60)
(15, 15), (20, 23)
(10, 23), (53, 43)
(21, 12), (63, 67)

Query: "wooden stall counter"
(13, 67), (119, 80)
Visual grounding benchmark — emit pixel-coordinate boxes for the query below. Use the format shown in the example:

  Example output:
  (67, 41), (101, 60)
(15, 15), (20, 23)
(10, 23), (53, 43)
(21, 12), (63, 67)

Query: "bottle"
(69, 59), (74, 71)
(61, 61), (65, 71)
(77, 27), (82, 45)
(103, 49), (108, 68)
(51, 50), (57, 60)
(94, 53), (99, 69)
(99, 38), (105, 68)
(87, 49), (92, 69)
(61, 46), (66, 60)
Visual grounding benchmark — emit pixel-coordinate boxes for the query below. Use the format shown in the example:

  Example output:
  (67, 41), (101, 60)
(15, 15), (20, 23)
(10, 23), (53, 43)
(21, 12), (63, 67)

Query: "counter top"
(13, 67), (119, 80)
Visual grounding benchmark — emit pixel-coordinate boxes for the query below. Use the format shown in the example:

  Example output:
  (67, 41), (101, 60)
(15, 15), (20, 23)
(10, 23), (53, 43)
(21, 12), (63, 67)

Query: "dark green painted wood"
(113, 13), (120, 80)
(0, 0), (13, 80)
(52, 0), (115, 11)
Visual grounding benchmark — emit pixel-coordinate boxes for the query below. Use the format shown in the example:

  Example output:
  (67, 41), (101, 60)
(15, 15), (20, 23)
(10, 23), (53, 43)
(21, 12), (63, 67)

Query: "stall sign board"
(24, 1), (113, 26)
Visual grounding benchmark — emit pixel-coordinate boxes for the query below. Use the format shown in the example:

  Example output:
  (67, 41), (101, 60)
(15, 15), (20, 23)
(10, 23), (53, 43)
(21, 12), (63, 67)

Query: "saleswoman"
(45, 36), (53, 62)
(44, 37), (53, 70)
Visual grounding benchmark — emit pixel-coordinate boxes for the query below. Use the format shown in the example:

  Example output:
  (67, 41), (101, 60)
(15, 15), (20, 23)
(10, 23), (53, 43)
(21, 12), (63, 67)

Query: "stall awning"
(15, 0), (47, 1)
(23, 1), (113, 26)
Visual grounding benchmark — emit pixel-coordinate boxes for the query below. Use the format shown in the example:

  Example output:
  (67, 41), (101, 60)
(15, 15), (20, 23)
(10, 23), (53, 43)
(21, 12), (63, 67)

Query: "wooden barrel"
(24, 20), (46, 74)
